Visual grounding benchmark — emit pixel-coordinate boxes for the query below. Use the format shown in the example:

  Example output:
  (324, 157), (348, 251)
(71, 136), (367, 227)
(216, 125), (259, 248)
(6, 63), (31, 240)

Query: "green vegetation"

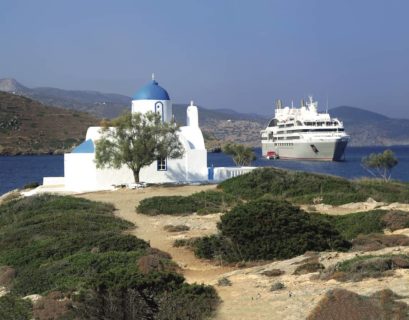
(183, 199), (350, 263)
(137, 190), (238, 215)
(95, 111), (183, 183)
(164, 224), (190, 232)
(0, 294), (32, 320)
(362, 149), (399, 181)
(312, 210), (409, 240)
(321, 254), (409, 282)
(223, 143), (256, 166)
(218, 168), (409, 205)
(311, 210), (385, 240)
(0, 194), (219, 319)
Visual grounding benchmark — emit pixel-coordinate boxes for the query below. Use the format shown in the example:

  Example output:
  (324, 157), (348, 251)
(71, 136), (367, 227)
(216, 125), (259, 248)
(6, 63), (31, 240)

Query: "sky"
(1, 0), (409, 118)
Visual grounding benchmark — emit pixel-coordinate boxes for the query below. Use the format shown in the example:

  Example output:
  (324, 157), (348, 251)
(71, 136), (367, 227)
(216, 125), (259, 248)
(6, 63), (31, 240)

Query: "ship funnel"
(301, 99), (306, 107)
(275, 99), (282, 109)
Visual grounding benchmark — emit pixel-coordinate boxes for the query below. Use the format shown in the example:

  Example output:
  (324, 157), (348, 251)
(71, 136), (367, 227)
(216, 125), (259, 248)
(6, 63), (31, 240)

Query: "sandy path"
(78, 185), (234, 283)
(77, 187), (409, 320)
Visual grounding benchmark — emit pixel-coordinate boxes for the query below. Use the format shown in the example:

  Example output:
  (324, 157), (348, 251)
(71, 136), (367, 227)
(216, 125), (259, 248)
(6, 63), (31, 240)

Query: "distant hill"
(0, 78), (130, 118)
(330, 106), (409, 146)
(0, 91), (99, 155)
(172, 104), (267, 125)
(2, 78), (408, 148)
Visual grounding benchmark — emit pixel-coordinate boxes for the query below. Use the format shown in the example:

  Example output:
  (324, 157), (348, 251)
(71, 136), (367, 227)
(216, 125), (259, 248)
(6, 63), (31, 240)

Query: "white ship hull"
(262, 137), (348, 161)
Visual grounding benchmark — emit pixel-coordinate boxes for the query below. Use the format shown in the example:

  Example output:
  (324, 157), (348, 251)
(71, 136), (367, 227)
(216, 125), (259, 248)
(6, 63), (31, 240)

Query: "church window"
(157, 158), (167, 171)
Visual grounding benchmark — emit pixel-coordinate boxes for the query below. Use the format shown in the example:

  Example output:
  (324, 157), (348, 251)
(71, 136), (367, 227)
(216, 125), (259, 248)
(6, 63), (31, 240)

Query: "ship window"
(268, 119), (278, 127)
(296, 121), (302, 126)
(157, 158), (167, 171)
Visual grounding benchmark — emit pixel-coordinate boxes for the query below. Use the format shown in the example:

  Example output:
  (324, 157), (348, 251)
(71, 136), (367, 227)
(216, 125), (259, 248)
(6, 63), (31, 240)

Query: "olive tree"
(95, 111), (184, 183)
(223, 143), (256, 166)
(361, 149), (398, 181)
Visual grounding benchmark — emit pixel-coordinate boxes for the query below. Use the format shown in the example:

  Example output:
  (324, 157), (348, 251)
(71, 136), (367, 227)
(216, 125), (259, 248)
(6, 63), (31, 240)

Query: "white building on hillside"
(58, 78), (208, 191)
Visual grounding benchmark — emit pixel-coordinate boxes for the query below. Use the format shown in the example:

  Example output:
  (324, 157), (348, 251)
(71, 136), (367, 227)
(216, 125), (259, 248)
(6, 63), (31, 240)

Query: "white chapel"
(62, 77), (208, 191)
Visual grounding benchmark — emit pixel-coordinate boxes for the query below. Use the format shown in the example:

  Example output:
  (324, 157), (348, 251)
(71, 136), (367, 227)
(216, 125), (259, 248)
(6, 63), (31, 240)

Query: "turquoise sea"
(0, 146), (408, 196)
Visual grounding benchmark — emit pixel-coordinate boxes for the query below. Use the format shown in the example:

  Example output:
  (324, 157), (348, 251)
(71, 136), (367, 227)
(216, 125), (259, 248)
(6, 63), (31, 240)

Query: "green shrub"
(23, 181), (40, 189)
(310, 210), (386, 240)
(191, 199), (350, 263)
(218, 168), (360, 204)
(164, 224), (190, 232)
(218, 168), (409, 205)
(137, 190), (237, 215)
(0, 194), (220, 319)
(321, 254), (409, 282)
(0, 294), (32, 320)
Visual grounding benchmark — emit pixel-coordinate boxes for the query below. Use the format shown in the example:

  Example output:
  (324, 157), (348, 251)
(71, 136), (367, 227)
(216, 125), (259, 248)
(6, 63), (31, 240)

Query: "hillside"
(330, 106), (409, 146)
(0, 78), (130, 119)
(0, 92), (99, 155)
(173, 104), (267, 147)
(2, 78), (409, 147)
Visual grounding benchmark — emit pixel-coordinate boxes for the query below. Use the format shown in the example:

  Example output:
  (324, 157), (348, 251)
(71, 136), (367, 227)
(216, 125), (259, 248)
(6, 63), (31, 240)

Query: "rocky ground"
(77, 185), (409, 320)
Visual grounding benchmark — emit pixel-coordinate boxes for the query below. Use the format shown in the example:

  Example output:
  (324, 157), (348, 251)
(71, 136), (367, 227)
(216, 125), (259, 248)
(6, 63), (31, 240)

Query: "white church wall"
(64, 154), (98, 191)
(131, 100), (172, 122)
(179, 126), (205, 150)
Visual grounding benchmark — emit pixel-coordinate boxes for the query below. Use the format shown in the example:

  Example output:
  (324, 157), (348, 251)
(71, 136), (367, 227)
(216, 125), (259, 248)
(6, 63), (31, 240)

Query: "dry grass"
(382, 211), (409, 231)
(320, 255), (409, 282)
(352, 233), (409, 251)
(33, 291), (72, 320)
(307, 288), (409, 320)
(0, 266), (15, 288)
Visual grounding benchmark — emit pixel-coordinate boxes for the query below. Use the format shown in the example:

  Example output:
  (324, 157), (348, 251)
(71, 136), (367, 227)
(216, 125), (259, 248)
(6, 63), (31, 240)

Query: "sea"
(0, 146), (408, 196)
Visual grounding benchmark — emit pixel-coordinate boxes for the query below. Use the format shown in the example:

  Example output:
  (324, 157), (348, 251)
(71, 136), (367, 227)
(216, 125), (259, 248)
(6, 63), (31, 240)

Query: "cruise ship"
(261, 97), (350, 161)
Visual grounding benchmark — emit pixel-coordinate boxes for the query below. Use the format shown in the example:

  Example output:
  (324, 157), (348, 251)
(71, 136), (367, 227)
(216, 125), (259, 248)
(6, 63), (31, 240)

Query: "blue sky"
(1, 0), (408, 117)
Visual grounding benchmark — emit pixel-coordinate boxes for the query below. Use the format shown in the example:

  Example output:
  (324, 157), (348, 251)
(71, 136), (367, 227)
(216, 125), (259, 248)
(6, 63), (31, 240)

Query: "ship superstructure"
(261, 97), (349, 161)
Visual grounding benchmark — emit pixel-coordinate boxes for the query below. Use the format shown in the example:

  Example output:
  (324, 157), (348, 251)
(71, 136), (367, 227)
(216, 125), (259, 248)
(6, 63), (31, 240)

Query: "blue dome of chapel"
(132, 80), (170, 100)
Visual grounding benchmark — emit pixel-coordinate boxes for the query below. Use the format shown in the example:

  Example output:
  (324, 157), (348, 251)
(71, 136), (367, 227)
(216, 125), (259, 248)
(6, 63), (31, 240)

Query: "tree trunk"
(133, 168), (141, 183)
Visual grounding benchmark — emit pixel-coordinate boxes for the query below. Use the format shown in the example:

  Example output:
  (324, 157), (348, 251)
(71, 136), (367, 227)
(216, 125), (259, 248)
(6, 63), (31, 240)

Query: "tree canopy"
(361, 149), (398, 181)
(95, 111), (184, 183)
(223, 143), (256, 166)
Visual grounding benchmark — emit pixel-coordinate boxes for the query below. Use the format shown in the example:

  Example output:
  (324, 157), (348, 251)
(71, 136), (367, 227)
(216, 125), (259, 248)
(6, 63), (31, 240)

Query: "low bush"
(311, 210), (409, 241)
(218, 168), (409, 205)
(321, 254), (409, 282)
(270, 282), (285, 291)
(0, 293), (32, 320)
(0, 194), (220, 320)
(351, 233), (409, 251)
(381, 210), (409, 231)
(311, 210), (386, 240)
(164, 224), (190, 232)
(293, 262), (325, 275)
(307, 288), (409, 320)
(217, 277), (232, 286)
(137, 190), (237, 215)
(23, 181), (40, 189)
(190, 199), (350, 263)
(0, 266), (15, 287)
(218, 168), (363, 205)
(33, 292), (73, 320)
(261, 269), (285, 277)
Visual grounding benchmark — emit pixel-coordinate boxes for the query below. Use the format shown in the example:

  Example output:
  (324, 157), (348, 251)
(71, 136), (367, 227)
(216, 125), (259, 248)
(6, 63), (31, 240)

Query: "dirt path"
(78, 187), (409, 320)
(78, 185), (234, 283)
